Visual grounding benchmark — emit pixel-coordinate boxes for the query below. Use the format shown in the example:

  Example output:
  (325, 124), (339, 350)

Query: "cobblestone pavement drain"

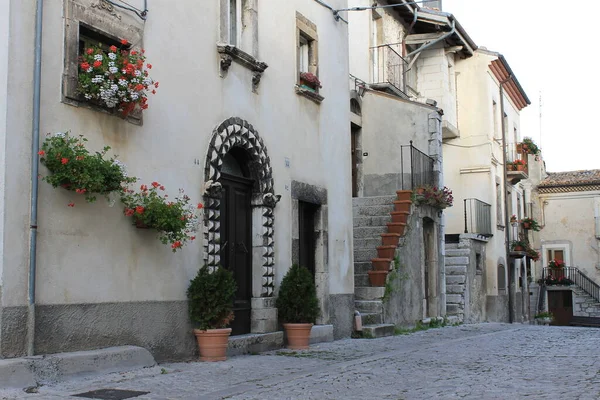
(2, 323), (600, 399)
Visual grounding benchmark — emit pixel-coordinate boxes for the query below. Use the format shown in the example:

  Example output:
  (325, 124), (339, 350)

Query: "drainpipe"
(500, 75), (514, 323)
(27, 0), (44, 356)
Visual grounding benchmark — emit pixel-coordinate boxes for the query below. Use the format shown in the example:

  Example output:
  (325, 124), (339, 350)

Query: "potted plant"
(187, 265), (237, 361)
(299, 72), (322, 92)
(521, 217), (541, 231)
(510, 214), (518, 226)
(121, 183), (202, 251)
(78, 39), (157, 117)
(510, 239), (528, 252)
(512, 159), (526, 171)
(526, 248), (540, 261)
(522, 137), (541, 156)
(39, 132), (136, 205)
(534, 311), (553, 325)
(413, 186), (454, 209)
(548, 259), (564, 269)
(276, 264), (320, 350)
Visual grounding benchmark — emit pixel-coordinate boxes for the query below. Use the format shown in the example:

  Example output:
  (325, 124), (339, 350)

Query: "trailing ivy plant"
(39, 132), (135, 205)
(187, 265), (237, 331)
(276, 264), (320, 323)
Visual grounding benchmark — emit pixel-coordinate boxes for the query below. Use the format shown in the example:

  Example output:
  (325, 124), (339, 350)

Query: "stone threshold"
(228, 325), (334, 356)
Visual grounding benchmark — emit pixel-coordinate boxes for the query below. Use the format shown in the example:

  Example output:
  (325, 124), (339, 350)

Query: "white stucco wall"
(2, 0), (352, 309)
(0, 0), (10, 288)
(539, 191), (600, 282)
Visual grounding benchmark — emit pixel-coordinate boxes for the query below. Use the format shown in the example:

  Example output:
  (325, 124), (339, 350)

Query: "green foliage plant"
(187, 265), (237, 331)
(121, 182), (203, 251)
(39, 132), (136, 204)
(276, 264), (320, 323)
(521, 217), (541, 231)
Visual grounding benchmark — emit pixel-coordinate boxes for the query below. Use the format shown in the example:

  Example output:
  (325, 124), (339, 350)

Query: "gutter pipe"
(500, 75), (515, 324)
(27, 0), (44, 356)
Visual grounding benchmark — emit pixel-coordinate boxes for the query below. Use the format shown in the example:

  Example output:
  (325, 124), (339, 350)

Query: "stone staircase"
(572, 287), (600, 318)
(352, 191), (412, 338)
(444, 243), (469, 322)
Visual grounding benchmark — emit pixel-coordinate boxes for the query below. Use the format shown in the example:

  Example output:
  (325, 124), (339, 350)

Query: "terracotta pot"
(371, 258), (392, 271)
(376, 245), (396, 259)
(368, 270), (388, 287)
(193, 328), (232, 361)
(522, 222), (531, 229)
(390, 211), (409, 224)
(393, 200), (411, 213)
(387, 222), (406, 235)
(283, 323), (313, 350)
(381, 233), (400, 247)
(513, 245), (524, 252)
(396, 190), (412, 201)
(516, 164), (525, 171)
(516, 143), (524, 154)
(415, 187), (425, 195)
(506, 164), (515, 171)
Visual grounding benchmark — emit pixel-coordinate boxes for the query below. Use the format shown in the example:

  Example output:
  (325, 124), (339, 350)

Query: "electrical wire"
(336, 0), (441, 13)
(103, 0), (147, 20)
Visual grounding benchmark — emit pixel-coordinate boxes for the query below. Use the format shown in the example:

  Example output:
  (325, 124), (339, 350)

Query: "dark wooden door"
(351, 126), (359, 197)
(220, 174), (253, 336)
(548, 290), (573, 326)
(298, 201), (318, 276)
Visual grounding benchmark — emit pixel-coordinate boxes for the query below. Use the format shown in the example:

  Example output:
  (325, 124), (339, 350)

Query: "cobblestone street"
(2, 323), (600, 400)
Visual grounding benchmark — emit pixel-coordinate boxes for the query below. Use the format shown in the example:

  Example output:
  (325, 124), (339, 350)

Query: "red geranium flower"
(124, 208), (135, 217)
(93, 60), (102, 68)
(68, 202), (75, 207)
(61, 158), (69, 165)
(38, 150), (45, 156)
(86, 48), (94, 55)
(151, 182), (160, 188)
(121, 39), (129, 45)
(80, 62), (90, 70)
(135, 206), (145, 215)
(109, 45), (117, 52)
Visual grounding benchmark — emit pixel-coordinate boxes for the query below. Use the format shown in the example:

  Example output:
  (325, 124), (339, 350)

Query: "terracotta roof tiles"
(539, 170), (600, 187)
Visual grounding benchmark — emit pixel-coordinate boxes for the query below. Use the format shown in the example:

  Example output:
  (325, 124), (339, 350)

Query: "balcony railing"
(400, 141), (435, 190)
(463, 198), (493, 237)
(542, 267), (600, 303)
(369, 44), (408, 97)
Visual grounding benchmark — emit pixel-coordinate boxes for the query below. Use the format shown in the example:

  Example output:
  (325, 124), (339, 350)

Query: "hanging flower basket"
(78, 39), (158, 117)
(299, 72), (322, 91)
(39, 132), (136, 205)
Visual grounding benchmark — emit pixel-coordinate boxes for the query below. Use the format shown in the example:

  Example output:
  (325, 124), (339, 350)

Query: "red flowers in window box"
(299, 72), (322, 90)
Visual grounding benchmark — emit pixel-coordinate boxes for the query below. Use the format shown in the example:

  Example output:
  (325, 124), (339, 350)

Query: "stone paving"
(1, 323), (600, 399)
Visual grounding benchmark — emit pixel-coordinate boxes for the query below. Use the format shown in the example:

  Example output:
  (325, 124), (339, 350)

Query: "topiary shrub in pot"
(276, 264), (320, 350)
(187, 265), (237, 361)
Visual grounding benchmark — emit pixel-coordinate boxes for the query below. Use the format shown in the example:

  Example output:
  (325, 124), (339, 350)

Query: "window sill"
(496, 224), (505, 231)
(217, 44), (268, 91)
(62, 95), (142, 125)
(295, 85), (324, 104)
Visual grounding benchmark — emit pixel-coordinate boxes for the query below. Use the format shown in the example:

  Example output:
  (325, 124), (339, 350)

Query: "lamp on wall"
(357, 84), (367, 97)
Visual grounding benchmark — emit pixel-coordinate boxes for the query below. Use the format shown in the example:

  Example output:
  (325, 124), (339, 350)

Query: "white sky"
(442, 0), (599, 173)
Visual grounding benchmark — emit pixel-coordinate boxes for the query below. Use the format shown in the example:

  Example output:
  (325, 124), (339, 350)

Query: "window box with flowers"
(39, 132), (136, 206)
(413, 186), (454, 210)
(548, 259), (565, 269)
(78, 39), (158, 118)
(121, 182), (203, 252)
(507, 159), (526, 171)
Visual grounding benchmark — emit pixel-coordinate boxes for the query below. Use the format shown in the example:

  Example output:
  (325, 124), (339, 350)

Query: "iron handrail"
(400, 141), (434, 190)
(542, 267), (600, 303)
(369, 44), (407, 93)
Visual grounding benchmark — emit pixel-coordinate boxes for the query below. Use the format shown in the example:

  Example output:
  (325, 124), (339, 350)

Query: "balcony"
(400, 141), (435, 190)
(506, 143), (528, 184)
(369, 44), (408, 99)
(463, 198), (493, 237)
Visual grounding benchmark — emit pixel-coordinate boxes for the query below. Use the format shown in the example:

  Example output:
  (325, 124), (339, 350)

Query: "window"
(295, 12), (322, 103)
(547, 249), (564, 263)
(497, 264), (506, 294)
(496, 177), (503, 228)
(476, 253), (482, 275)
(299, 35), (310, 73)
(492, 101), (498, 139)
(298, 201), (319, 276)
(228, 0), (242, 47)
(542, 243), (571, 268)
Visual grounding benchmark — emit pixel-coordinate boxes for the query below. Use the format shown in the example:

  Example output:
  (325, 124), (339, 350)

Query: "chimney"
(425, 0), (442, 10)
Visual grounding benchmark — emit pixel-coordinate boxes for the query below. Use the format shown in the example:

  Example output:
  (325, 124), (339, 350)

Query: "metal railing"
(370, 44), (407, 94)
(463, 198), (493, 237)
(507, 143), (528, 175)
(542, 267), (600, 303)
(400, 141), (435, 190)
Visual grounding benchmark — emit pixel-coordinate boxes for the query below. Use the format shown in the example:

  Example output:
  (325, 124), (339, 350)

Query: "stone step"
(354, 238), (383, 249)
(354, 261), (372, 275)
(355, 274), (370, 287)
(353, 205), (395, 218)
(355, 286), (385, 300)
(354, 226), (387, 239)
(445, 256), (469, 266)
(446, 275), (466, 285)
(446, 284), (465, 294)
(354, 247), (378, 262)
(362, 324), (395, 338)
(361, 312), (383, 325)
(446, 266), (467, 275)
(445, 243), (459, 250)
(353, 216), (392, 227)
(352, 196), (396, 207)
(355, 300), (383, 314)
(445, 249), (470, 257)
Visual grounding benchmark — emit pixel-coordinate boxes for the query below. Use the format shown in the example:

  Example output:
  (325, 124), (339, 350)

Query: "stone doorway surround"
(203, 117), (281, 333)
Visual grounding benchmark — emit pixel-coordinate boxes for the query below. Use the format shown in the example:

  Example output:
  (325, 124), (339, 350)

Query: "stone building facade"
(0, 0), (354, 360)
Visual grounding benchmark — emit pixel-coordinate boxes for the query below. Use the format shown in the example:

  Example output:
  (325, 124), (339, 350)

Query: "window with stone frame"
(63, 0), (144, 124)
(295, 12), (322, 103)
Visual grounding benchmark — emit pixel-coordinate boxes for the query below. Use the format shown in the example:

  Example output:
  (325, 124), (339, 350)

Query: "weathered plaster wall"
(383, 205), (445, 325)
(1, 0), (352, 358)
(360, 90), (439, 196)
(539, 191), (600, 282)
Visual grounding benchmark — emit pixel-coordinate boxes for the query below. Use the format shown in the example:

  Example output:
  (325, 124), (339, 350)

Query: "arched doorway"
(204, 118), (280, 335)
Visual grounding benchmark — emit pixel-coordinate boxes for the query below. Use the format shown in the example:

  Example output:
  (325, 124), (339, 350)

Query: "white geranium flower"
(54, 132), (66, 138)
(134, 70), (141, 77)
(109, 66), (118, 74)
(93, 54), (103, 61)
(108, 53), (117, 60)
